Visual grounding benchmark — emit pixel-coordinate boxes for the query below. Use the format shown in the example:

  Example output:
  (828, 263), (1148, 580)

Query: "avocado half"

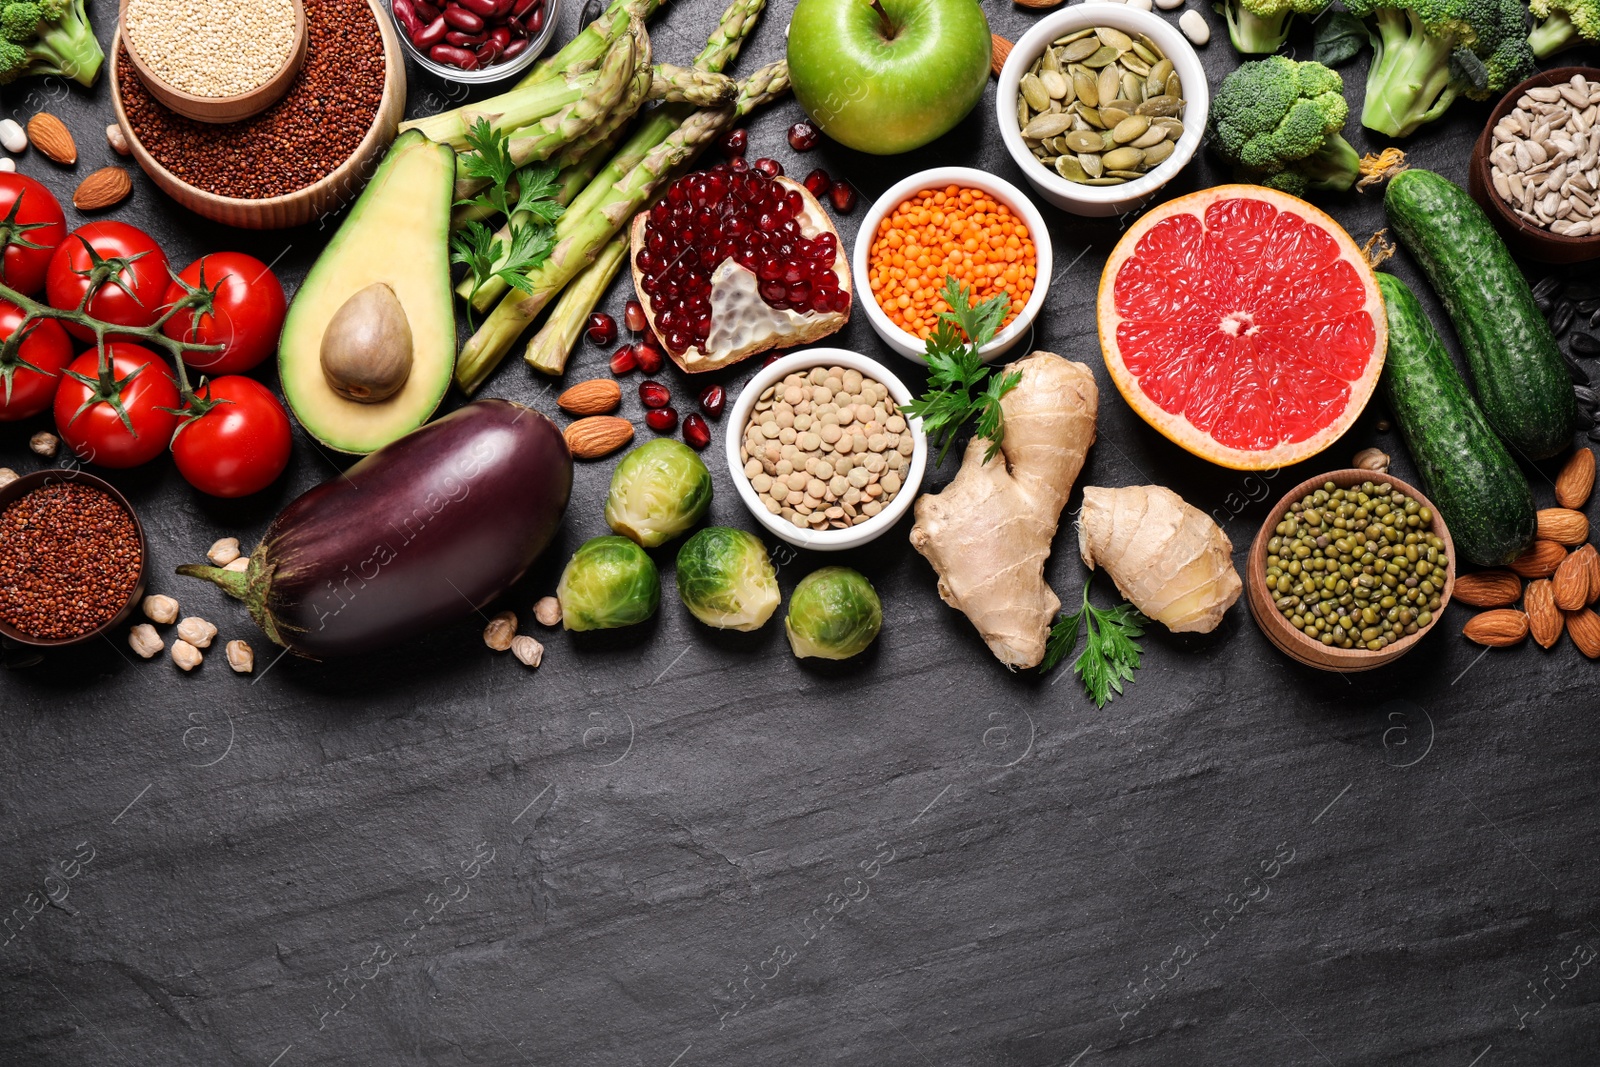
(279, 130), (457, 454)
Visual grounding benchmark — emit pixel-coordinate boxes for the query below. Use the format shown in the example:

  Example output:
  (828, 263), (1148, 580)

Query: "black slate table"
(4, 3), (1599, 1064)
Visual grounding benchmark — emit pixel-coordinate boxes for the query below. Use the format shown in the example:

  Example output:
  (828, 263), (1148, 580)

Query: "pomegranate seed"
(639, 380), (671, 408)
(752, 157), (783, 178)
(624, 299), (647, 333)
(697, 383), (724, 418)
(720, 128), (748, 158)
(609, 344), (638, 375)
(803, 168), (833, 198)
(682, 413), (711, 450)
(830, 181), (857, 213)
(635, 341), (664, 374)
(584, 311), (617, 346)
(787, 121), (820, 151)
(645, 406), (679, 433)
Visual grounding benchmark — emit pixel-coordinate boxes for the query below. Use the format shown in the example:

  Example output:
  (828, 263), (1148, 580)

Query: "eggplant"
(179, 400), (572, 658)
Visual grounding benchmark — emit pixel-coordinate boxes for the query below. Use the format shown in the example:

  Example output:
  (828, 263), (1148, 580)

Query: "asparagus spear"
(523, 234), (630, 374)
(493, 21), (643, 174)
(648, 65), (738, 106)
(514, 0), (660, 90)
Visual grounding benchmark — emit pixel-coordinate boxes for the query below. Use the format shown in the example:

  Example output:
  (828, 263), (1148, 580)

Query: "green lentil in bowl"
(1266, 480), (1449, 651)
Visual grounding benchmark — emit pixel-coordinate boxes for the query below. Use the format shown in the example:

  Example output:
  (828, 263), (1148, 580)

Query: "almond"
(1462, 608), (1529, 647)
(1510, 539), (1567, 579)
(1535, 507), (1589, 546)
(991, 34), (1013, 76)
(1555, 447), (1596, 509)
(563, 416), (633, 460)
(1451, 569), (1522, 608)
(1552, 551), (1590, 612)
(1525, 579), (1564, 648)
(1566, 607), (1600, 659)
(27, 112), (76, 165)
(557, 378), (622, 417)
(1574, 543), (1600, 606)
(72, 167), (131, 211)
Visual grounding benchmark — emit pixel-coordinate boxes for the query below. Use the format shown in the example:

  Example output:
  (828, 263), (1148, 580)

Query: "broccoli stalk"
(1527, 0), (1600, 58)
(1208, 56), (1362, 198)
(1346, 0), (1534, 138)
(0, 0), (103, 87)
(1215, 0), (1332, 54)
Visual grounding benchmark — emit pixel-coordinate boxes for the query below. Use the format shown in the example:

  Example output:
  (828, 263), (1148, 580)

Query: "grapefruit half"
(1098, 186), (1386, 471)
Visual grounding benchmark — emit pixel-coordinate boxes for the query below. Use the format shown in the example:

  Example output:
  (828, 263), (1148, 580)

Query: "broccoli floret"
(0, 0), (102, 87)
(1528, 0), (1600, 57)
(1208, 56), (1362, 197)
(1214, 0), (1332, 54)
(1345, 0), (1533, 138)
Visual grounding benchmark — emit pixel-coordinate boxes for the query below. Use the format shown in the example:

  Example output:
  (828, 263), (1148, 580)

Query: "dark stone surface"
(3, 2), (1599, 1064)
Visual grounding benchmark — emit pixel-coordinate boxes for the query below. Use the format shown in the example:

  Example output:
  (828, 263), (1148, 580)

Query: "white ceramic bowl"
(996, 7), (1209, 217)
(725, 348), (928, 552)
(852, 167), (1052, 364)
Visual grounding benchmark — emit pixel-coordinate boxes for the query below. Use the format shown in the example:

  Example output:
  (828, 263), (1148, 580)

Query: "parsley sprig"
(449, 118), (564, 319)
(1041, 578), (1147, 708)
(902, 277), (1023, 464)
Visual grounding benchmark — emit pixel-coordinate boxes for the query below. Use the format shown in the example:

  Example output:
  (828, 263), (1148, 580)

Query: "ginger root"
(1077, 485), (1241, 634)
(909, 351), (1099, 669)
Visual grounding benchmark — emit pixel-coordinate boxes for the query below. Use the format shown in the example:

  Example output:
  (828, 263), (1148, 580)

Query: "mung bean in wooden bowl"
(109, 0), (406, 229)
(1246, 469), (1456, 673)
(1468, 66), (1600, 265)
(0, 470), (148, 650)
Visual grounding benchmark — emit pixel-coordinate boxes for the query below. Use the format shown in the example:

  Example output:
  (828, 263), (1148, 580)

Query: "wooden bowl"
(1246, 469), (1457, 673)
(109, 0), (405, 230)
(119, 0), (308, 123)
(0, 470), (148, 650)
(1467, 66), (1600, 265)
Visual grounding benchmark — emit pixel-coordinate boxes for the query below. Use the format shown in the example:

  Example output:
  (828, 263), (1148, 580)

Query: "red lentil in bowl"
(0, 473), (147, 647)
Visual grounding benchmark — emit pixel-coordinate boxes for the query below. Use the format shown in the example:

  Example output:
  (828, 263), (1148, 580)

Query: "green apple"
(787, 0), (992, 156)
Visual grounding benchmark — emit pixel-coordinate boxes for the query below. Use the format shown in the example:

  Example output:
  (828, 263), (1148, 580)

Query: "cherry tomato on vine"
(45, 222), (171, 343)
(162, 253), (287, 376)
(172, 376), (293, 497)
(0, 301), (73, 421)
(53, 344), (180, 468)
(0, 173), (66, 297)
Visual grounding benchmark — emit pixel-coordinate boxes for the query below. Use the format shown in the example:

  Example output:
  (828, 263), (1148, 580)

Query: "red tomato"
(45, 222), (171, 343)
(162, 252), (288, 376)
(172, 375), (292, 497)
(0, 173), (66, 296)
(53, 344), (180, 468)
(0, 301), (73, 421)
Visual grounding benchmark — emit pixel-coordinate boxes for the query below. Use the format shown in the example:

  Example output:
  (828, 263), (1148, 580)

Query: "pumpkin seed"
(1142, 139), (1176, 165)
(1130, 39), (1158, 64)
(1053, 27), (1097, 44)
(1040, 69), (1069, 99)
(1121, 72), (1145, 103)
(1065, 130), (1104, 153)
(1107, 170), (1146, 180)
(1095, 25), (1133, 50)
(1121, 53), (1150, 77)
(1101, 129), (1118, 151)
(1078, 152), (1104, 178)
(1084, 177), (1128, 186)
(1099, 103), (1132, 126)
(1166, 72), (1182, 99)
(1153, 117), (1185, 137)
(1097, 65), (1121, 107)
(1130, 124), (1168, 148)
(1056, 155), (1088, 181)
(1020, 74), (1050, 111)
(1022, 113), (1075, 138)
(1073, 70), (1099, 107)
(1017, 99), (1030, 128)
(1078, 105), (1105, 128)
(1113, 115), (1150, 143)
(1083, 45), (1121, 68)
(1061, 37), (1102, 62)
(1146, 59), (1173, 94)
(1138, 94), (1183, 117)
(1102, 146), (1144, 171)
(1040, 46), (1062, 74)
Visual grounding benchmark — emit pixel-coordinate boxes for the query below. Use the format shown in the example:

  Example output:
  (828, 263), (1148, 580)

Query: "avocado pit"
(320, 282), (414, 404)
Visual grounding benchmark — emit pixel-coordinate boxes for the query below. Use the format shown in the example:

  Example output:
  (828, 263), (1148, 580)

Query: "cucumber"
(1377, 273), (1537, 567)
(1384, 169), (1577, 461)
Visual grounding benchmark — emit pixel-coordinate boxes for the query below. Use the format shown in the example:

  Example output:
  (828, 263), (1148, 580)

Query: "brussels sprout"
(556, 536), (660, 631)
(604, 440), (713, 548)
(676, 527), (781, 631)
(784, 566), (882, 660)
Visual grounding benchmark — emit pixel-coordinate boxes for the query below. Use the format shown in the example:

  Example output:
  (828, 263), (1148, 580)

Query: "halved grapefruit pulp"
(1098, 186), (1386, 471)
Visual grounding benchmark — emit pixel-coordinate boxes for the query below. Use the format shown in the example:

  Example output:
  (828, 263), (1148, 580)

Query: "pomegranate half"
(629, 166), (851, 374)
